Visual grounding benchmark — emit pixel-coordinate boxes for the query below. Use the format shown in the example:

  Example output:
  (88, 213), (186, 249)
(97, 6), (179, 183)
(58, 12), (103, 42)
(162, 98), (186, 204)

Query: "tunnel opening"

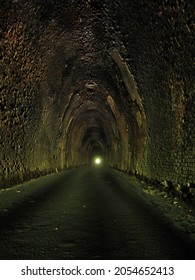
(88, 142), (105, 166)
(81, 127), (107, 161)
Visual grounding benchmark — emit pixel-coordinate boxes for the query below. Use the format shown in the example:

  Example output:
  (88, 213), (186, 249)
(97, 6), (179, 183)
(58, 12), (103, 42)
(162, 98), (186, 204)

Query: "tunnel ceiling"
(1, 0), (194, 195)
(34, 0), (145, 167)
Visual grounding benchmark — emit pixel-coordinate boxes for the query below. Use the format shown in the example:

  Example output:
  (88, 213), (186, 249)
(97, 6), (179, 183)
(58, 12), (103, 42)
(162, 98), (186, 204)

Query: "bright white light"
(94, 157), (101, 165)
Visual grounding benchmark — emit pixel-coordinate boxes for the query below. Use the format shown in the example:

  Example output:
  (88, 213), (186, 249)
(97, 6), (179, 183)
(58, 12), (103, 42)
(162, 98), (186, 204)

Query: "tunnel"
(0, 0), (195, 260)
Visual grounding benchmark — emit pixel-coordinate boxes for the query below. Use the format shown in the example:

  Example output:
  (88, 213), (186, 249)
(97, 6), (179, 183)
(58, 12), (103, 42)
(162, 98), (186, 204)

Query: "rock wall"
(1, 0), (194, 199)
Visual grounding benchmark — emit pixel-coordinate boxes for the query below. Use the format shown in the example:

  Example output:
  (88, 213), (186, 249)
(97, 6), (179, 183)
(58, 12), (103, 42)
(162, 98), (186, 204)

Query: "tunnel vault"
(1, 0), (194, 200)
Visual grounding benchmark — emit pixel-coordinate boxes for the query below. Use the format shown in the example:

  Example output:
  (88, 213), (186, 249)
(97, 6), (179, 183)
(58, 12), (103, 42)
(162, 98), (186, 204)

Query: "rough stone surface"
(0, 0), (194, 199)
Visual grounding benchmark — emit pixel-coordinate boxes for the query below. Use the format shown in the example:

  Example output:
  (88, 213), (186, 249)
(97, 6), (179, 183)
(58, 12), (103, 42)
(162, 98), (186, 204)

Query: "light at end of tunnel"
(95, 158), (101, 165)
(94, 157), (102, 166)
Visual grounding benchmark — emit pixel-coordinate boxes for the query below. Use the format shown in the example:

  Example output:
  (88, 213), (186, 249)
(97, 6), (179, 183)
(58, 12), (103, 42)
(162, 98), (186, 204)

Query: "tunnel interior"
(1, 0), (194, 200)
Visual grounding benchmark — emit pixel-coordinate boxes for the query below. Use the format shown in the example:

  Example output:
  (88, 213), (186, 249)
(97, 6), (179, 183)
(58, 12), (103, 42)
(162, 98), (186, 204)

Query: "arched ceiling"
(2, 0), (194, 190)
(37, 0), (147, 168)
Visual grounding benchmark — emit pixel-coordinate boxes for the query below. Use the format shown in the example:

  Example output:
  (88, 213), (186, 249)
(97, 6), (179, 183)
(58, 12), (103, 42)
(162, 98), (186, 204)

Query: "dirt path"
(0, 166), (195, 259)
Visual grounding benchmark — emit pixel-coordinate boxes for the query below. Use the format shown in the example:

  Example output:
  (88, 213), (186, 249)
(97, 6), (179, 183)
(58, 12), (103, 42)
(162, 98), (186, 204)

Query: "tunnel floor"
(0, 166), (195, 260)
